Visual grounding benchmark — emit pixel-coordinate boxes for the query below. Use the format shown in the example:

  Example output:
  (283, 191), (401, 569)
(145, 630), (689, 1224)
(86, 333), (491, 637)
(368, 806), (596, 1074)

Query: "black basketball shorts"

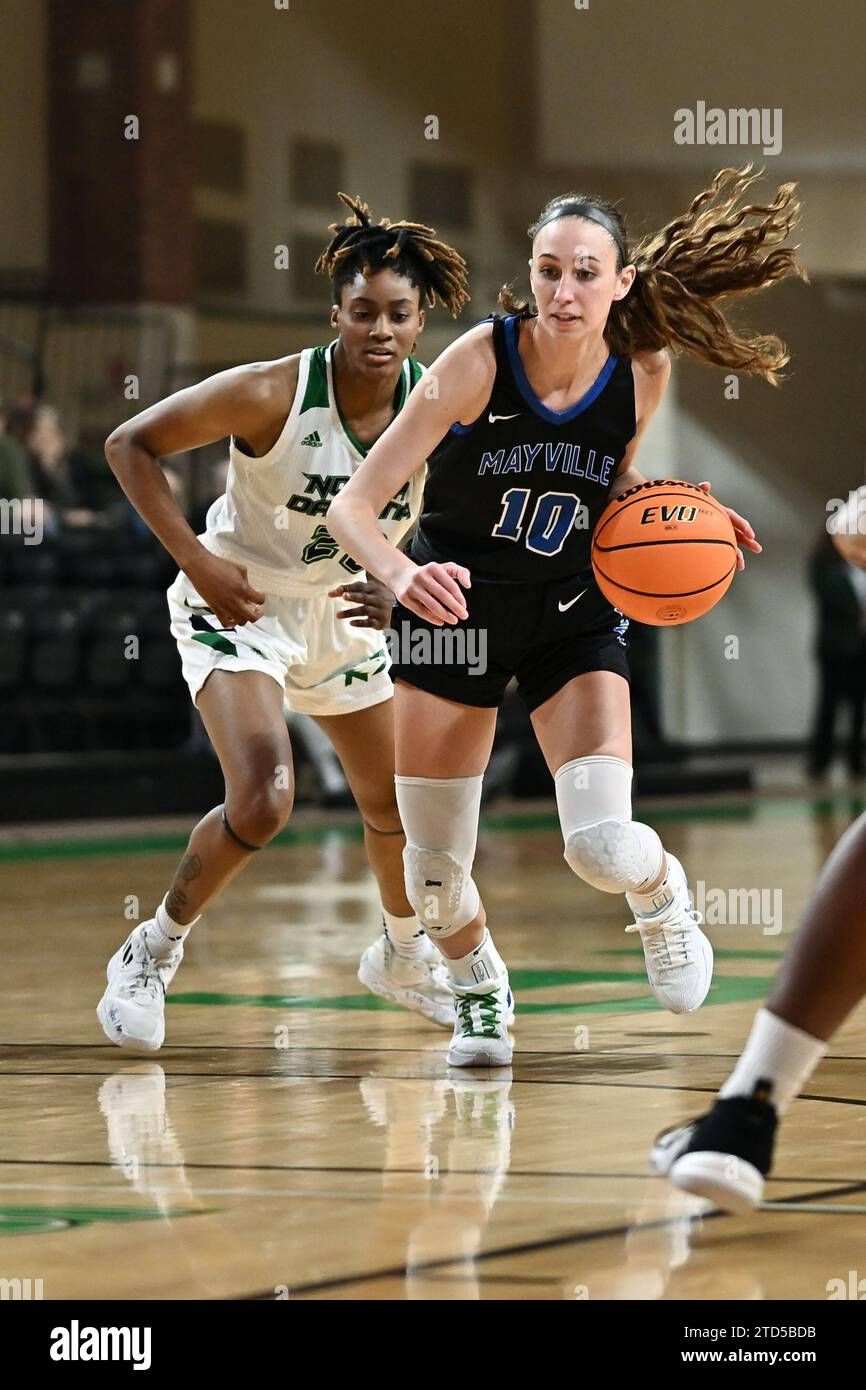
(388, 567), (631, 712)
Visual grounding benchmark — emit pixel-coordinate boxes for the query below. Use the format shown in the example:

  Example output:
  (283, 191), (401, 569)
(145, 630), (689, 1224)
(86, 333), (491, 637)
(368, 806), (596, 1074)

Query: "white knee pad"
(395, 774), (483, 938)
(554, 756), (663, 894)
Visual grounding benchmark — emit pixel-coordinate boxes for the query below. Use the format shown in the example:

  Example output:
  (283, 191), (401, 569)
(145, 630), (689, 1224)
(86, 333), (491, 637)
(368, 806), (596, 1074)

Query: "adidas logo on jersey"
(301, 431), (323, 447)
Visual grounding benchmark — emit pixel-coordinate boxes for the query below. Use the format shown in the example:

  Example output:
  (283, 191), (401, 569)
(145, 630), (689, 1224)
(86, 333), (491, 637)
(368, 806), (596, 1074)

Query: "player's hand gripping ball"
(591, 479), (742, 626)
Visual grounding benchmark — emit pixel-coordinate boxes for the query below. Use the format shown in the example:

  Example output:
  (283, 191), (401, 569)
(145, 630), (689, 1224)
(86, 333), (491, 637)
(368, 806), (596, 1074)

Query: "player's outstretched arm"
(104, 359), (299, 625)
(328, 325), (494, 626)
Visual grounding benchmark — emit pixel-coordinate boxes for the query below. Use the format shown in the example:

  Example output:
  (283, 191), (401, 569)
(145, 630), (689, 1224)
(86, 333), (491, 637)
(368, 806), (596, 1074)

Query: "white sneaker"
(96, 924), (184, 1053)
(358, 933), (455, 1028)
(626, 855), (713, 1013)
(447, 980), (514, 1068)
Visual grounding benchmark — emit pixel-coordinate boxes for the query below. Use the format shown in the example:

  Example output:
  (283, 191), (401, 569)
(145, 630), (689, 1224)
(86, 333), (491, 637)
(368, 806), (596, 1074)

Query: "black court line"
(2, 1071), (864, 1113)
(0, 1156), (860, 1186)
(419, 1273), (567, 1284)
(771, 1182), (866, 1205)
(420, 1272), (563, 1285)
(8, 1042), (866, 1061)
(253, 1271), (568, 1291)
(237, 1178), (866, 1299)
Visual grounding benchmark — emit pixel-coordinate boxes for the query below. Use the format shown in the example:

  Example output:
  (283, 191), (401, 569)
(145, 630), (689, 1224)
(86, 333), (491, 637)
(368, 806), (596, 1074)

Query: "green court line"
(168, 991), (402, 1012)
(511, 977), (773, 1014)
(0, 1205), (187, 1237)
(0, 823), (367, 863)
(168, 974), (770, 1017)
(1, 792), (863, 862)
(168, 968), (653, 1011)
(509, 968), (651, 988)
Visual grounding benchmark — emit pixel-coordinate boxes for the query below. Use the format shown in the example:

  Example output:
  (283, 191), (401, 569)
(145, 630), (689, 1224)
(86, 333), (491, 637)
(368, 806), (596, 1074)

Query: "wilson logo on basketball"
(590, 479), (738, 626)
(615, 478), (701, 503)
(639, 505), (699, 525)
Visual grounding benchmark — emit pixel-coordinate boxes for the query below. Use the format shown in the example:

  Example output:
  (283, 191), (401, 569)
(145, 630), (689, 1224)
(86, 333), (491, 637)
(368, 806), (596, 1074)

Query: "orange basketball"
(591, 479), (738, 626)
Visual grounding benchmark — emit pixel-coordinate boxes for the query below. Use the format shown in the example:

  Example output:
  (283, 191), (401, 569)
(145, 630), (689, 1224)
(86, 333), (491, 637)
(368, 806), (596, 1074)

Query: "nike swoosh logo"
(488, 411), (520, 423)
(558, 589), (587, 612)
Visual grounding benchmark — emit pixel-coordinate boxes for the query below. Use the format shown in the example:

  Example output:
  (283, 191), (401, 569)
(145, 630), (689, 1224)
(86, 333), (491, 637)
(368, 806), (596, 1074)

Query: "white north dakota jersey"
(200, 341), (426, 596)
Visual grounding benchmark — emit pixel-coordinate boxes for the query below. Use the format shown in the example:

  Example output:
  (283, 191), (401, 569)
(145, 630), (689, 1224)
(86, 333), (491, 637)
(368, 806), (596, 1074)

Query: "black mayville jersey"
(411, 313), (637, 582)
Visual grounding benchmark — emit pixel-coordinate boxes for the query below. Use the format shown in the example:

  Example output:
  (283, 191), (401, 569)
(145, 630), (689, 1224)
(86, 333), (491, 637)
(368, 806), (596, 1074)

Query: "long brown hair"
(500, 165), (808, 385)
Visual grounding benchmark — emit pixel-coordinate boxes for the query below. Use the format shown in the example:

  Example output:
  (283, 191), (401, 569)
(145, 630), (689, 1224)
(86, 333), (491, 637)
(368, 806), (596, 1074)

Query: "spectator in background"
(807, 524), (866, 779)
(125, 461), (189, 541)
(26, 404), (113, 530)
(188, 456), (230, 536)
(0, 398), (34, 500)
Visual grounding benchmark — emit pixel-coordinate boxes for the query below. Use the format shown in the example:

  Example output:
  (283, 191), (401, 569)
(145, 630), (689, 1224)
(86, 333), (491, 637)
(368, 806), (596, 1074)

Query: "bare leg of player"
(650, 811), (866, 1212)
(167, 671), (296, 918)
(313, 698), (457, 1028)
(97, 671), (295, 1051)
(313, 699), (415, 916)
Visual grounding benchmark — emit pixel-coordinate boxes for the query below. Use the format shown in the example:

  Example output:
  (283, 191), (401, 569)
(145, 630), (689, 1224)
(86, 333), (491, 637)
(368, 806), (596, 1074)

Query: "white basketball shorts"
(167, 570), (392, 716)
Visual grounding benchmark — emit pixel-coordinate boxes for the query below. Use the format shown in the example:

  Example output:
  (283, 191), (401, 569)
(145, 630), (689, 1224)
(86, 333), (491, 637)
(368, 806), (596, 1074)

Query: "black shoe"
(649, 1084), (778, 1214)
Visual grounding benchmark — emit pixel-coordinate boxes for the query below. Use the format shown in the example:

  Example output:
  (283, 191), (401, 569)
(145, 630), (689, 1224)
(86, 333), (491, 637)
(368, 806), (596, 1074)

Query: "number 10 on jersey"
(492, 488), (583, 556)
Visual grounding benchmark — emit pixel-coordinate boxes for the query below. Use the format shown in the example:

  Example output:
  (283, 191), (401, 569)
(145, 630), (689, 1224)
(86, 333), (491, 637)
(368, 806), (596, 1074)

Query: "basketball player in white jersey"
(96, 194), (470, 1051)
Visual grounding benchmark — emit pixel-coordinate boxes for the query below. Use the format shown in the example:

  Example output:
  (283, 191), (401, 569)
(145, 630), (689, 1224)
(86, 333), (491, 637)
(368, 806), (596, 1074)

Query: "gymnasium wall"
(532, 2), (866, 741)
(0, 0), (47, 274)
(537, 1), (864, 182)
(659, 280), (866, 744)
(173, 2), (866, 742)
(191, 0), (528, 324)
(3, 0), (865, 744)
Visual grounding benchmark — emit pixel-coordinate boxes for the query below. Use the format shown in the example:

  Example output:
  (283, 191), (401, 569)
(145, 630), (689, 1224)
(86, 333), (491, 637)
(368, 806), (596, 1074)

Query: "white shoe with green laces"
(447, 979), (514, 1068)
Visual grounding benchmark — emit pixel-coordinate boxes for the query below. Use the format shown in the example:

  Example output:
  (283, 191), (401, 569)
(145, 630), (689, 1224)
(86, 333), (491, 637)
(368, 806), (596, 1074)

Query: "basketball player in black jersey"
(329, 167), (806, 1067)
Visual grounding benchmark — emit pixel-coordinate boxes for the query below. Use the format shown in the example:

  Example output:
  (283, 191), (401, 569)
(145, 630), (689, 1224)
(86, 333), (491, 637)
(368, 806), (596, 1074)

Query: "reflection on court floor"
(2, 796), (865, 1300)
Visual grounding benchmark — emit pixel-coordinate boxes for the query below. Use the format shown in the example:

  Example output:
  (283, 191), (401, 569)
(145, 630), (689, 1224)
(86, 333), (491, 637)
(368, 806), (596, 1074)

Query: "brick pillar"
(47, 0), (194, 304)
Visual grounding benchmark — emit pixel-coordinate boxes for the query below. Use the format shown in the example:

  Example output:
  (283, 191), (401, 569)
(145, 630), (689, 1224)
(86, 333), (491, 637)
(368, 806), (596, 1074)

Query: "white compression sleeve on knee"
(554, 755), (664, 894)
(556, 755), (634, 827)
(395, 775), (483, 937)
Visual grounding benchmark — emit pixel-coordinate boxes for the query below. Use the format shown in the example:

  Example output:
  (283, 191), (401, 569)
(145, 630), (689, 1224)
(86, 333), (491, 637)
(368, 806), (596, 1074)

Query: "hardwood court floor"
(2, 794), (866, 1301)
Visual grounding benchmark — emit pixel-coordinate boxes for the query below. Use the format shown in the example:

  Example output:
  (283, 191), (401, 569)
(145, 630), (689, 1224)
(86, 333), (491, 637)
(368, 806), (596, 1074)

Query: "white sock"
(719, 1008), (828, 1115)
(382, 909), (427, 959)
(626, 851), (678, 919)
(143, 898), (199, 959)
(444, 930), (507, 994)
